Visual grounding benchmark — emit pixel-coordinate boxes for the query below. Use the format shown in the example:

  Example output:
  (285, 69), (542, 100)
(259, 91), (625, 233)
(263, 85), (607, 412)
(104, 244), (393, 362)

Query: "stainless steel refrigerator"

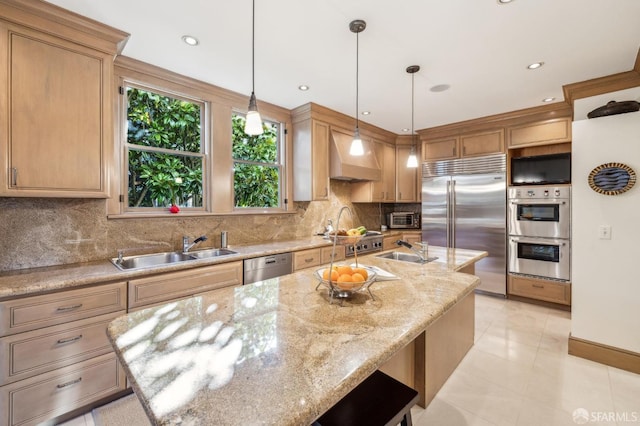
(422, 154), (506, 296)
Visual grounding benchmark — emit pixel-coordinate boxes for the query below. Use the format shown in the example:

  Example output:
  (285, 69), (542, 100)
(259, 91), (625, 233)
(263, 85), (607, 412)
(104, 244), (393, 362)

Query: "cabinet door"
(128, 262), (243, 309)
(402, 232), (422, 245)
(370, 141), (386, 202)
(0, 23), (110, 197)
(311, 120), (330, 200)
(460, 130), (504, 157)
(422, 137), (458, 161)
(382, 143), (396, 201)
(396, 145), (418, 202)
(507, 118), (571, 148)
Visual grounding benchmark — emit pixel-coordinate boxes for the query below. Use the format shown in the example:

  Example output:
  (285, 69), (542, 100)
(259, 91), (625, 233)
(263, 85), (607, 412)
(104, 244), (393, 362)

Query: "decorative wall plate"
(588, 163), (636, 195)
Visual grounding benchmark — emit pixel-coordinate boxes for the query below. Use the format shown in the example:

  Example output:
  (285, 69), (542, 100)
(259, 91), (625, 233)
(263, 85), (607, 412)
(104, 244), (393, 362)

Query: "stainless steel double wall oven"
(507, 186), (571, 281)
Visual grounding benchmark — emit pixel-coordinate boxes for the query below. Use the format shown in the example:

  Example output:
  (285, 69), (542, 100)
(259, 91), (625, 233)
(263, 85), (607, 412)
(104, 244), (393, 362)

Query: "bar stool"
(313, 370), (419, 426)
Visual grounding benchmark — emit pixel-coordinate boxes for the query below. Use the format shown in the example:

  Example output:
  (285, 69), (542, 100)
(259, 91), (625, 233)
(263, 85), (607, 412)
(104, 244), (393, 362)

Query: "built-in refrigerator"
(422, 153), (506, 296)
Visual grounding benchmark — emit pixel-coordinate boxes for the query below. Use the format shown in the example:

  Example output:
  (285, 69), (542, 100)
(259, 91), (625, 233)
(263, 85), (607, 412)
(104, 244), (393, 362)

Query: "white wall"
(571, 106), (640, 354)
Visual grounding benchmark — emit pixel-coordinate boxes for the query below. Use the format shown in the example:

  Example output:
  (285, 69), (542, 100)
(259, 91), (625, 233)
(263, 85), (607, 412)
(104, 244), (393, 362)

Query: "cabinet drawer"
(0, 352), (126, 426)
(128, 262), (243, 309)
(293, 248), (322, 271)
(0, 282), (127, 337)
(321, 245), (345, 264)
(508, 275), (571, 305)
(0, 311), (123, 385)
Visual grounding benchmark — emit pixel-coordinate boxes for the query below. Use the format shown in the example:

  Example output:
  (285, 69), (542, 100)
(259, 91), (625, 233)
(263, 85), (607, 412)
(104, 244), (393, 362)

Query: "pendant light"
(406, 65), (420, 168)
(349, 19), (366, 156)
(244, 0), (263, 135)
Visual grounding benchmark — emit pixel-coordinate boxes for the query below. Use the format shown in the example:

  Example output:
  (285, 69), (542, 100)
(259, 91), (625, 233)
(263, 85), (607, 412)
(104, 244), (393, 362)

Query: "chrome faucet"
(183, 235), (207, 253)
(396, 240), (429, 262)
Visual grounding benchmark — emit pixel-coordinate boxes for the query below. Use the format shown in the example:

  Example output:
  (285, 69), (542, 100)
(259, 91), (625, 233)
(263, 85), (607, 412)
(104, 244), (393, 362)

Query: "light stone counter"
(107, 248), (485, 426)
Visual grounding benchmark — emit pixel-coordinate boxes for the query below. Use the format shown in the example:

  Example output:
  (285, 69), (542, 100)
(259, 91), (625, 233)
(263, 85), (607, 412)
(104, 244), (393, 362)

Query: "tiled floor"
(62, 294), (640, 426)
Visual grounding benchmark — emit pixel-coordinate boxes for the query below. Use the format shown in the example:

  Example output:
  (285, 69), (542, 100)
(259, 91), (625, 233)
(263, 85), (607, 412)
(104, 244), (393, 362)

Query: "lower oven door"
(508, 236), (570, 281)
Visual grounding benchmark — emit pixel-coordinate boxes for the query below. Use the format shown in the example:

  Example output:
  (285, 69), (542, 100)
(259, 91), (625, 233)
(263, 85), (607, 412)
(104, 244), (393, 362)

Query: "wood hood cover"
(330, 129), (381, 181)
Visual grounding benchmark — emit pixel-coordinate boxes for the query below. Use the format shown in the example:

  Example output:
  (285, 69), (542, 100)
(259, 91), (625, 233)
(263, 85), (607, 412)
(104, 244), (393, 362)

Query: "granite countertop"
(0, 231), (433, 300)
(107, 248), (484, 426)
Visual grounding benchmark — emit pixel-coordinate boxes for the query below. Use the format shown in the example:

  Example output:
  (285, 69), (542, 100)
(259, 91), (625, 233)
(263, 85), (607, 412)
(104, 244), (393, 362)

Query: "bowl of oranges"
(314, 264), (377, 298)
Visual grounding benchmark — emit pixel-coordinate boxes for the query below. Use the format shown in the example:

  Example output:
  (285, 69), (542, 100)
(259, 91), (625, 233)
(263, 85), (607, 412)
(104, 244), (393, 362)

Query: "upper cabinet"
(396, 144), (419, 202)
(0, 1), (128, 198)
(292, 113), (330, 201)
(507, 117), (572, 149)
(422, 129), (505, 161)
(351, 140), (395, 202)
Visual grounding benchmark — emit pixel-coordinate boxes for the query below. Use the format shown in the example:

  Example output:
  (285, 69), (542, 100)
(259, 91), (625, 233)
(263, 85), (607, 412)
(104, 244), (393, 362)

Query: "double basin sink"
(112, 248), (238, 271)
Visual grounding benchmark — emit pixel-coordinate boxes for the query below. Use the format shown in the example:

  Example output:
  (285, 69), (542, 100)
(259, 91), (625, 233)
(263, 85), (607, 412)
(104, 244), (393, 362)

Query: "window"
(232, 114), (284, 209)
(125, 85), (205, 210)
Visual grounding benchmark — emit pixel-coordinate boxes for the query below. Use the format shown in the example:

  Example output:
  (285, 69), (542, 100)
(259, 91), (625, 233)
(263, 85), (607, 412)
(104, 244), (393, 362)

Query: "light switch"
(598, 225), (612, 240)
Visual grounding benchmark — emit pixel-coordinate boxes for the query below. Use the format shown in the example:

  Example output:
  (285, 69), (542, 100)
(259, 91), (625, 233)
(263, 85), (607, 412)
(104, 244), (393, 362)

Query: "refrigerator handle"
(451, 179), (456, 247)
(446, 180), (451, 248)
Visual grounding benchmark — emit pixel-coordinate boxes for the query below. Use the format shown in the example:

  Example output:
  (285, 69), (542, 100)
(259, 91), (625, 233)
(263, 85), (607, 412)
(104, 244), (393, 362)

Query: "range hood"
(330, 130), (381, 181)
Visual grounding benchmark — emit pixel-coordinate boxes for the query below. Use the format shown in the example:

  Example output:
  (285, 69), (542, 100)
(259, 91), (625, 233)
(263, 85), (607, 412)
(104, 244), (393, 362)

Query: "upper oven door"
(508, 198), (570, 238)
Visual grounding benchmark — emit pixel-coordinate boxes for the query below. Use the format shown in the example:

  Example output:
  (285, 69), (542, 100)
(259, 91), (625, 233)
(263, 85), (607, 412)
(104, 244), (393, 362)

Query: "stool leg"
(401, 411), (413, 426)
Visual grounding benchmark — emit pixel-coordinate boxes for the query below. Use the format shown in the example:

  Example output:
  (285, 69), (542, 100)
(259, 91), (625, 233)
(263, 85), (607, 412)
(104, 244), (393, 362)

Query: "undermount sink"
(111, 248), (238, 271)
(188, 248), (237, 259)
(375, 251), (438, 265)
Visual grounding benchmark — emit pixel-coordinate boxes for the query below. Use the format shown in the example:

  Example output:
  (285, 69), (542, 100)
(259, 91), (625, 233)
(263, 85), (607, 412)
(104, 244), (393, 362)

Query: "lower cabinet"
(508, 274), (571, 305)
(0, 353), (125, 426)
(128, 262), (243, 309)
(293, 248), (322, 271)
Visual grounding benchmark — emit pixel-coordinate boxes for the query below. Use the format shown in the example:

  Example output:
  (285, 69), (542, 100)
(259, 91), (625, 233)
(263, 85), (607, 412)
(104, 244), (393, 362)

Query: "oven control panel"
(508, 185), (570, 199)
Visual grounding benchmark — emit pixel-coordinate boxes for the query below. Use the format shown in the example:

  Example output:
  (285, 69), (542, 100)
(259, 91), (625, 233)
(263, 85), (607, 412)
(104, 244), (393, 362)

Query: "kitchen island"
(107, 247), (486, 425)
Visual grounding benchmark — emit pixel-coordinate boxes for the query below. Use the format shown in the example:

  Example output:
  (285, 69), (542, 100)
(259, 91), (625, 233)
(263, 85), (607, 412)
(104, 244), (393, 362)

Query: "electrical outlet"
(598, 225), (612, 240)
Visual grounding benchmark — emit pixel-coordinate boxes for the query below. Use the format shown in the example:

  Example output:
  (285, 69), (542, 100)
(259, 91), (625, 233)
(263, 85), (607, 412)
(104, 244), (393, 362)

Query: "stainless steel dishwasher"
(243, 252), (293, 285)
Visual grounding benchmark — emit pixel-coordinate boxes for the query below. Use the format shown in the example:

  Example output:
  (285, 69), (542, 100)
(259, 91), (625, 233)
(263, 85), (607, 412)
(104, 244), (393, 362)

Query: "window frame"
(123, 82), (208, 213)
(231, 113), (287, 212)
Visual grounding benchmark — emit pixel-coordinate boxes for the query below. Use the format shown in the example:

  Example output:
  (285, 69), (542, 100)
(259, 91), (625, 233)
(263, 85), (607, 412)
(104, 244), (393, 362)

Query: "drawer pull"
(56, 303), (83, 312)
(304, 258), (314, 263)
(56, 334), (83, 345)
(56, 377), (82, 389)
(532, 284), (545, 289)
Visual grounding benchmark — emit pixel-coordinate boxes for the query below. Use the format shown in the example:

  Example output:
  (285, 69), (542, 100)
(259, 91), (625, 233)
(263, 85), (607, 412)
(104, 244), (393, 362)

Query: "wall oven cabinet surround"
(0, 4), (128, 198)
(508, 186), (571, 239)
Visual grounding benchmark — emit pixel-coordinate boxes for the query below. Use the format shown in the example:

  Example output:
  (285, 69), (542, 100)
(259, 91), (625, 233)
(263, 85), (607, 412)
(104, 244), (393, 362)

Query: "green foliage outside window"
(127, 87), (203, 208)
(232, 115), (281, 208)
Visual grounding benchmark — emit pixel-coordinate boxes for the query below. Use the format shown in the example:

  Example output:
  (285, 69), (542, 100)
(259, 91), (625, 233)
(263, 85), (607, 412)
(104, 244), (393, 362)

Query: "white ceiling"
(45, 0), (640, 134)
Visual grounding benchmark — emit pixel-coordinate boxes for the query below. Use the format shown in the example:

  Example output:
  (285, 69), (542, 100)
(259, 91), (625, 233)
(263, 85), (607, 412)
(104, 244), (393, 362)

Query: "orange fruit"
(353, 268), (368, 280)
(351, 273), (365, 282)
(337, 273), (353, 282)
(322, 269), (339, 282)
(336, 265), (354, 276)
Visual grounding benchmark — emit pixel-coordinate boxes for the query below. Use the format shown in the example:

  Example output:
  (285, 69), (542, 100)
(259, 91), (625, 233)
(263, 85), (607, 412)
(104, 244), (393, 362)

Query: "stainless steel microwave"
(388, 212), (420, 229)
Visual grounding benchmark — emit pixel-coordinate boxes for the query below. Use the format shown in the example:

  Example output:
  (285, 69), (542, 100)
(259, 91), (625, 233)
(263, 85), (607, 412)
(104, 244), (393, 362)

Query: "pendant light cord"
(252, 0), (256, 94)
(355, 30), (359, 131)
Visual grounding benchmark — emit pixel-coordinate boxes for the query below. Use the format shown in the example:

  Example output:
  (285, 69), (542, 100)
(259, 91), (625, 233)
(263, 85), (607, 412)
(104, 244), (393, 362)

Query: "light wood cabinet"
(293, 248), (322, 271)
(507, 117), (571, 148)
(293, 118), (330, 201)
(423, 130), (504, 161)
(508, 274), (571, 305)
(383, 236), (398, 251)
(0, 352), (125, 426)
(128, 262), (243, 309)
(321, 245), (345, 264)
(351, 140), (396, 202)
(0, 7), (127, 198)
(396, 145), (419, 202)
(402, 231), (423, 245)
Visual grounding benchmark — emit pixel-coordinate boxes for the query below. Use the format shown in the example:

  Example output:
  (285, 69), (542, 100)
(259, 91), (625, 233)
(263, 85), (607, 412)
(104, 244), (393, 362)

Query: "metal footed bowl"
(314, 265), (377, 299)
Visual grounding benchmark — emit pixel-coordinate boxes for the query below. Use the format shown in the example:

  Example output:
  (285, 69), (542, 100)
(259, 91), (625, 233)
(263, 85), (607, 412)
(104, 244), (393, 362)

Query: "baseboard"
(568, 334), (640, 374)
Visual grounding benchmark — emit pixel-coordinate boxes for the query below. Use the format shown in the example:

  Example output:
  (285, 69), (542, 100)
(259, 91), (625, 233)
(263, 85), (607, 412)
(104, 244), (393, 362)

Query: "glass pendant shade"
(350, 128), (364, 156)
(244, 92), (263, 135)
(406, 146), (418, 168)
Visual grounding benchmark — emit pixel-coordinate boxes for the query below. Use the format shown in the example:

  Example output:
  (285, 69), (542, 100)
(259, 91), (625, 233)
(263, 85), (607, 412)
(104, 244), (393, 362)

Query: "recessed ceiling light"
(430, 84), (451, 93)
(402, 128), (410, 132)
(181, 35), (199, 46)
(542, 97), (555, 103)
(527, 62), (544, 70)
(298, 85), (309, 91)
(361, 111), (371, 115)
